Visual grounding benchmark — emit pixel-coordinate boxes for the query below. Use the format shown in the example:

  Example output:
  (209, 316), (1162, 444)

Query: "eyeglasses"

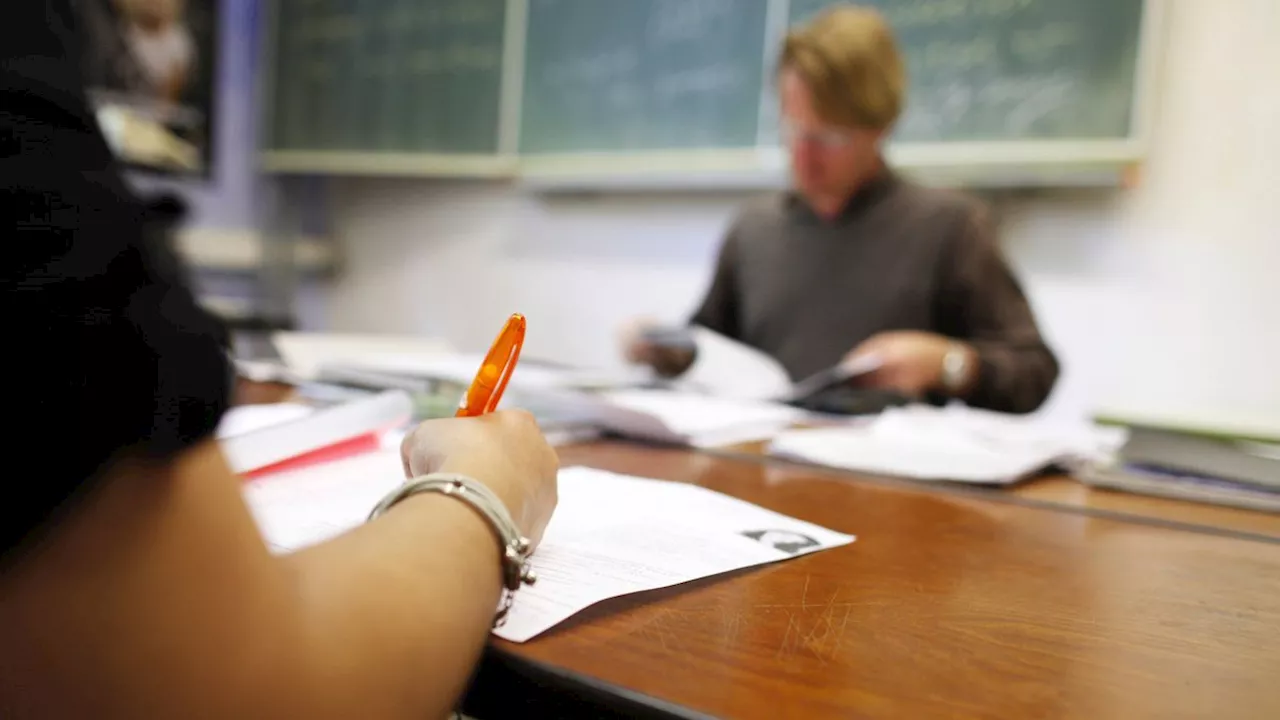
(779, 122), (856, 150)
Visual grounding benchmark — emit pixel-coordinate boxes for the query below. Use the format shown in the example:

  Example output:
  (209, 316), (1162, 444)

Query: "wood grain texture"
(714, 439), (1280, 539)
(501, 442), (1280, 720)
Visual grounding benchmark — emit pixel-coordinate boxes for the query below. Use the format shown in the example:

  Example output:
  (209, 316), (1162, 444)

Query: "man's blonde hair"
(779, 5), (906, 130)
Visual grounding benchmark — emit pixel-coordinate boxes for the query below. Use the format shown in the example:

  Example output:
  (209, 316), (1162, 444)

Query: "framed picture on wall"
(78, 0), (220, 176)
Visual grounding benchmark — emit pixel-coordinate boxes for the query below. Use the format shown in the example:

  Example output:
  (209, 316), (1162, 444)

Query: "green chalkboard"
(788, 0), (1145, 142)
(520, 0), (770, 154)
(269, 0), (506, 153)
(263, 0), (1152, 176)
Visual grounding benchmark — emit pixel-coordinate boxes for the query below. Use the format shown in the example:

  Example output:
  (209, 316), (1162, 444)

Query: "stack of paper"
(1076, 425), (1280, 512)
(321, 351), (650, 395)
(241, 457), (854, 642)
(271, 332), (456, 381)
(546, 388), (805, 448)
(1078, 464), (1280, 512)
(769, 404), (1129, 485)
(243, 451), (404, 552)
(217, 403), (314, 439)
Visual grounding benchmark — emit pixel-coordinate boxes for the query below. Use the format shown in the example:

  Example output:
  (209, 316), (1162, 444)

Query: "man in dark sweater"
(623, 6), (1058, 414)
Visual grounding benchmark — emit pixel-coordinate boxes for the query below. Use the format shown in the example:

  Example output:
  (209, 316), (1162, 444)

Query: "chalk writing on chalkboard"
(269, 0), (506, 153)
(521, 0), (769, 153)
(789, 0), (1143, 143)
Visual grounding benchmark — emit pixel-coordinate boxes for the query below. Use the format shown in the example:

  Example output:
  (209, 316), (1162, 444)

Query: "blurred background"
(135, 0), (1277, 432)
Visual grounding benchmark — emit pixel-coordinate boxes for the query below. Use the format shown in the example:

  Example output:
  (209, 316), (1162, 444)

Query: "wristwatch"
(941, 344), (970, 395)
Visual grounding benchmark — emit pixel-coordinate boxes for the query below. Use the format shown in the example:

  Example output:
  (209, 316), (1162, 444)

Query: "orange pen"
(456, 313), (526, 417)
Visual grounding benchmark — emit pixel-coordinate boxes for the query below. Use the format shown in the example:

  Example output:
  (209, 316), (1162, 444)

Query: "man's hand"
(846, 331), (976, 398)
(618, 317), (697, 378)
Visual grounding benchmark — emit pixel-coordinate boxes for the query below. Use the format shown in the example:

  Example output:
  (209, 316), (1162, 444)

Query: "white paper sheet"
(272, 332), (456, 381)
(217, 403), (314, 440)
(241, 459), (854, 641)
(496, 467), (854, 642)
(784, 353), (885, 403)
(241, 450), (404, 553)
(679, 327), (794, 401)
(770, 403), (1130, 484)
(586, 389), (805, 447)
(329, 352), (650, 395)
(679, 327), (883, 403)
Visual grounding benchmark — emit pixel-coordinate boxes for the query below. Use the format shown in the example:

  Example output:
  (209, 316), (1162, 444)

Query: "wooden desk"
(1012, 474), (1280, 539)
(229, 382), (1278, 716)
(712, 440), (1280, 542)
(469, 441), (1280, 720)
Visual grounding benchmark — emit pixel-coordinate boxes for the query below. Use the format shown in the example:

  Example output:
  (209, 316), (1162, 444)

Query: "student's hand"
(400, 411), (559, 547)
(618, 318), (697, 377)
(846, 331), (975, 397)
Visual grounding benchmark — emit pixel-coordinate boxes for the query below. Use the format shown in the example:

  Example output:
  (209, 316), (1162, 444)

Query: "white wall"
(318, 0), (1280, 431)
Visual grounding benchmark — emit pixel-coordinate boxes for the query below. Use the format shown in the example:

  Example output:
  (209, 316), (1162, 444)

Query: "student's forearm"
(0, 441), (509, 719)
(278, 494), (505, 718)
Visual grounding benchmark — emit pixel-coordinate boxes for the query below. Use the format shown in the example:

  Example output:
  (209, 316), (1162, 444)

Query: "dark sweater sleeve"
(690, 226), (742, 340)
(2, 0), (231, 561)
(935, 201), (1060, 414)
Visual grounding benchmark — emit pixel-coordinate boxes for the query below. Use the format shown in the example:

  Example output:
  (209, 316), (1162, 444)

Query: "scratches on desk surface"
(636, 608), (695, 662)
(655, 574), (868, 666)
(594, 570), (867, 670)
(774, 575), (856, 665)
(716, 603), (745, 649)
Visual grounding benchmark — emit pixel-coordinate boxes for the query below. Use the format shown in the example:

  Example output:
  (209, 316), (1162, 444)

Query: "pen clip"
(485, 342), (521, 414)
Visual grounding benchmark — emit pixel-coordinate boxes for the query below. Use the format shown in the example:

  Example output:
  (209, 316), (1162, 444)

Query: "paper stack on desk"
(544, 388), (805, 448)
(241, 455), (854, 642)
(321, 349), (804, 446)
(271, 332), (456, 381)
(217, 403), (314, 439)
(769, 404), (1128, 485)
(1076, 425), (1280, 512)
(320, 351), (650, 395)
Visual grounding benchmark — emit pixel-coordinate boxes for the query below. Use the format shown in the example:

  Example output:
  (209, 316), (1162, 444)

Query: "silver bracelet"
(367, 473), (537, 627)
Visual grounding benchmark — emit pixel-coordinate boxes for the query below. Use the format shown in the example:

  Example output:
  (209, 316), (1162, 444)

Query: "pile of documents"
(242, 455), (854, 642)
(1077, 425), (1280, 512)
(236, 328), (911, 451)
(536, 388), (803, 448)
(252, 329), (811, 448)
(770, 404), (1129, 485)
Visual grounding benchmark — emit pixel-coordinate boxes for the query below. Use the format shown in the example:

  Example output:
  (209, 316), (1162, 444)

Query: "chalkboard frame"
(259, 0), (1168, 189)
